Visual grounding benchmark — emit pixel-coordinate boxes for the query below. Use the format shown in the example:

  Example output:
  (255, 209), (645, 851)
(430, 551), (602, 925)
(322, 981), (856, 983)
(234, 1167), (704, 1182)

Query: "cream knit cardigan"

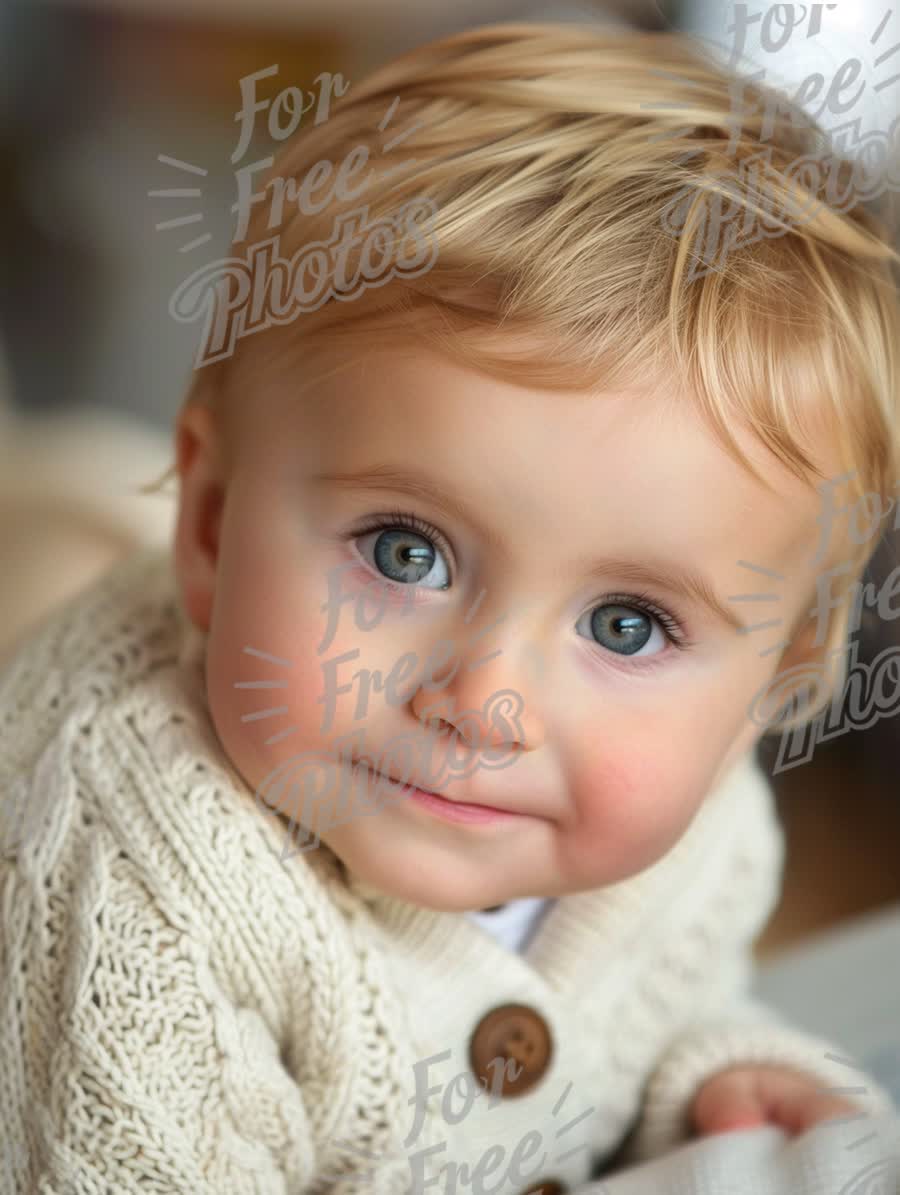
(0, 546), (893, 1194)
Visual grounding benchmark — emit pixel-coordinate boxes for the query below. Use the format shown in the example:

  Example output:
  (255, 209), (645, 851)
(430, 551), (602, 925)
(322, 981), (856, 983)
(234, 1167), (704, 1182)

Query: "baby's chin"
(320, 830), (544, 912)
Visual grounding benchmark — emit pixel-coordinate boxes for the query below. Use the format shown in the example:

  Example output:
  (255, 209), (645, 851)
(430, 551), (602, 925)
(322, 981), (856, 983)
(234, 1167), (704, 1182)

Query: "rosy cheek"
(212, 565), (413, 784)
(278, 610), (407, 756)
(571, 745), (631, 831)
(207, 607), (319, 776)
(571, 744), (695, 878)
(292, 628), (365, 743)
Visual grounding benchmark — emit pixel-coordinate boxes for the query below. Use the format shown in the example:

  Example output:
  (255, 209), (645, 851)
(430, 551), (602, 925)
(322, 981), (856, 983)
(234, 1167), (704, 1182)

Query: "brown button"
(469, 1003), (553, 1098)
(520, 1181), (566, 1195)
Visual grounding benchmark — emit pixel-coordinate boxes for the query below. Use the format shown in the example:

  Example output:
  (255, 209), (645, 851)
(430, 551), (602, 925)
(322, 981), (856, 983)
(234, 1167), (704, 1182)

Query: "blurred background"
(1, 0), (899, 961)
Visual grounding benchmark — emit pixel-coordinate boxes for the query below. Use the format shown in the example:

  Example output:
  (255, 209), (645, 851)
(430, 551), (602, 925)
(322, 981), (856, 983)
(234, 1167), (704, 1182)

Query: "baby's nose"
(411, 660), (545, 753)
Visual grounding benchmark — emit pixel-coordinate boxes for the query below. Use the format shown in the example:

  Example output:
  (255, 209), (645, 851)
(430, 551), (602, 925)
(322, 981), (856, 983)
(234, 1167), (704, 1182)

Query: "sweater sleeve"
(611, 760), (897, 1169)
(0, 725), (320, 1193)
(620, 959), (897, 1167)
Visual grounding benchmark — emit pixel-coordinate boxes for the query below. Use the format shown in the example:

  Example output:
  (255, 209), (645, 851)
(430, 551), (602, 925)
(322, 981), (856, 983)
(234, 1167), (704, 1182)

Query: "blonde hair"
(147, 21), (900, 734)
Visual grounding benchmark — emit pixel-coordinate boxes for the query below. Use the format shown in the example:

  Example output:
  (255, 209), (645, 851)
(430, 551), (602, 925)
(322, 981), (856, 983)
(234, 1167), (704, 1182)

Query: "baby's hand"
(690, 1064), (862, 1139)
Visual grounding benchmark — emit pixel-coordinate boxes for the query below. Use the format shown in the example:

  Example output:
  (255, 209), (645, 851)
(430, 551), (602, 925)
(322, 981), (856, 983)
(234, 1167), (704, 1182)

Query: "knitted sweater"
(0, 546), (893, 1195)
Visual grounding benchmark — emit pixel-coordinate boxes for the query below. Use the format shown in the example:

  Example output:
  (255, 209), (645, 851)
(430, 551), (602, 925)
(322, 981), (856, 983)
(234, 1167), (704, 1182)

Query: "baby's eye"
(576, 602), (669, 657)
(354, 525), (451, 590)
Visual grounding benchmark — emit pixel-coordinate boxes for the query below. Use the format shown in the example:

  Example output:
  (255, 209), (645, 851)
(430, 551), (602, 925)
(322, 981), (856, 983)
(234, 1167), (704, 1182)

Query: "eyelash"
(347, 509), (691, 650)
(598, 591), (690, 651)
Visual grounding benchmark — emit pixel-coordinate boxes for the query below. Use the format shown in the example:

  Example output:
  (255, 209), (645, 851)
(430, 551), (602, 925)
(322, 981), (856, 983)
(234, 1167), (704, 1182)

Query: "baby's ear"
(173, 402), (226, 632)
(776, 608), (822, 672)
(769, 592), (837, 711)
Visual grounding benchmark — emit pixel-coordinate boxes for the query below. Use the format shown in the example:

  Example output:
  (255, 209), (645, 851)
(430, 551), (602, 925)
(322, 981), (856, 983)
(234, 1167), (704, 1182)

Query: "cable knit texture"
(0, 546), (894, 1194)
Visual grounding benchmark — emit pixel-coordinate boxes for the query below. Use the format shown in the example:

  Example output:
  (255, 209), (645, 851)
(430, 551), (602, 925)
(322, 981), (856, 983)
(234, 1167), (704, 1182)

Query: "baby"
(2, 20), (900, 1195)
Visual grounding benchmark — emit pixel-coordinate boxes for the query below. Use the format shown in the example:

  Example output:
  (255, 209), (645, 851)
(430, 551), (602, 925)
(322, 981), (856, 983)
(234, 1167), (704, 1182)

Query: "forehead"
(260, 341), (829, 588)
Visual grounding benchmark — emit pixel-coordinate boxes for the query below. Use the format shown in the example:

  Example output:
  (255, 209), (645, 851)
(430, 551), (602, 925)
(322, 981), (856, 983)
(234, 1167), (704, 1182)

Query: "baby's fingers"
(753, 1067), (860, 1135)
(690, 1065), (860, 1140)
(690, 1068), (768, 1137)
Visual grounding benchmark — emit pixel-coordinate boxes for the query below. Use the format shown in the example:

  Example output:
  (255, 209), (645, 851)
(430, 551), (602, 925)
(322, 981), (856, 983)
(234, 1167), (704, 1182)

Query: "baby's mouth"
(353, 760), (523, 817)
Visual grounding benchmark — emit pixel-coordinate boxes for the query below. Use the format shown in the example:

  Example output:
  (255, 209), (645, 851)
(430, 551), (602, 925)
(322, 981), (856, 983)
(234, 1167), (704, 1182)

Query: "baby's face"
(179, 340), (829, 911)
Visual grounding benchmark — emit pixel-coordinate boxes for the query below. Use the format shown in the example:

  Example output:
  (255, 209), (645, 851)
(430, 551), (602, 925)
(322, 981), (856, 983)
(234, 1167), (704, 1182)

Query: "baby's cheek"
(569, 737), (706, 883)
(287, 626), (369, 747)
(205, 603), (327, 787)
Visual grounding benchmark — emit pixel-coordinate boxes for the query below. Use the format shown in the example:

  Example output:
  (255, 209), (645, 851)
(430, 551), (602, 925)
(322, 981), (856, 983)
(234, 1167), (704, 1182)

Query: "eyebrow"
(310, 464), (748, 632)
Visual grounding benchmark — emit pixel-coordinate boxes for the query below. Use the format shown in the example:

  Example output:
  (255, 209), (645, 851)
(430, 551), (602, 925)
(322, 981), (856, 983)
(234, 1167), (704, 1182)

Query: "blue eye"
(576, 600), (671, 657)
(354, 516), (452, 590)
